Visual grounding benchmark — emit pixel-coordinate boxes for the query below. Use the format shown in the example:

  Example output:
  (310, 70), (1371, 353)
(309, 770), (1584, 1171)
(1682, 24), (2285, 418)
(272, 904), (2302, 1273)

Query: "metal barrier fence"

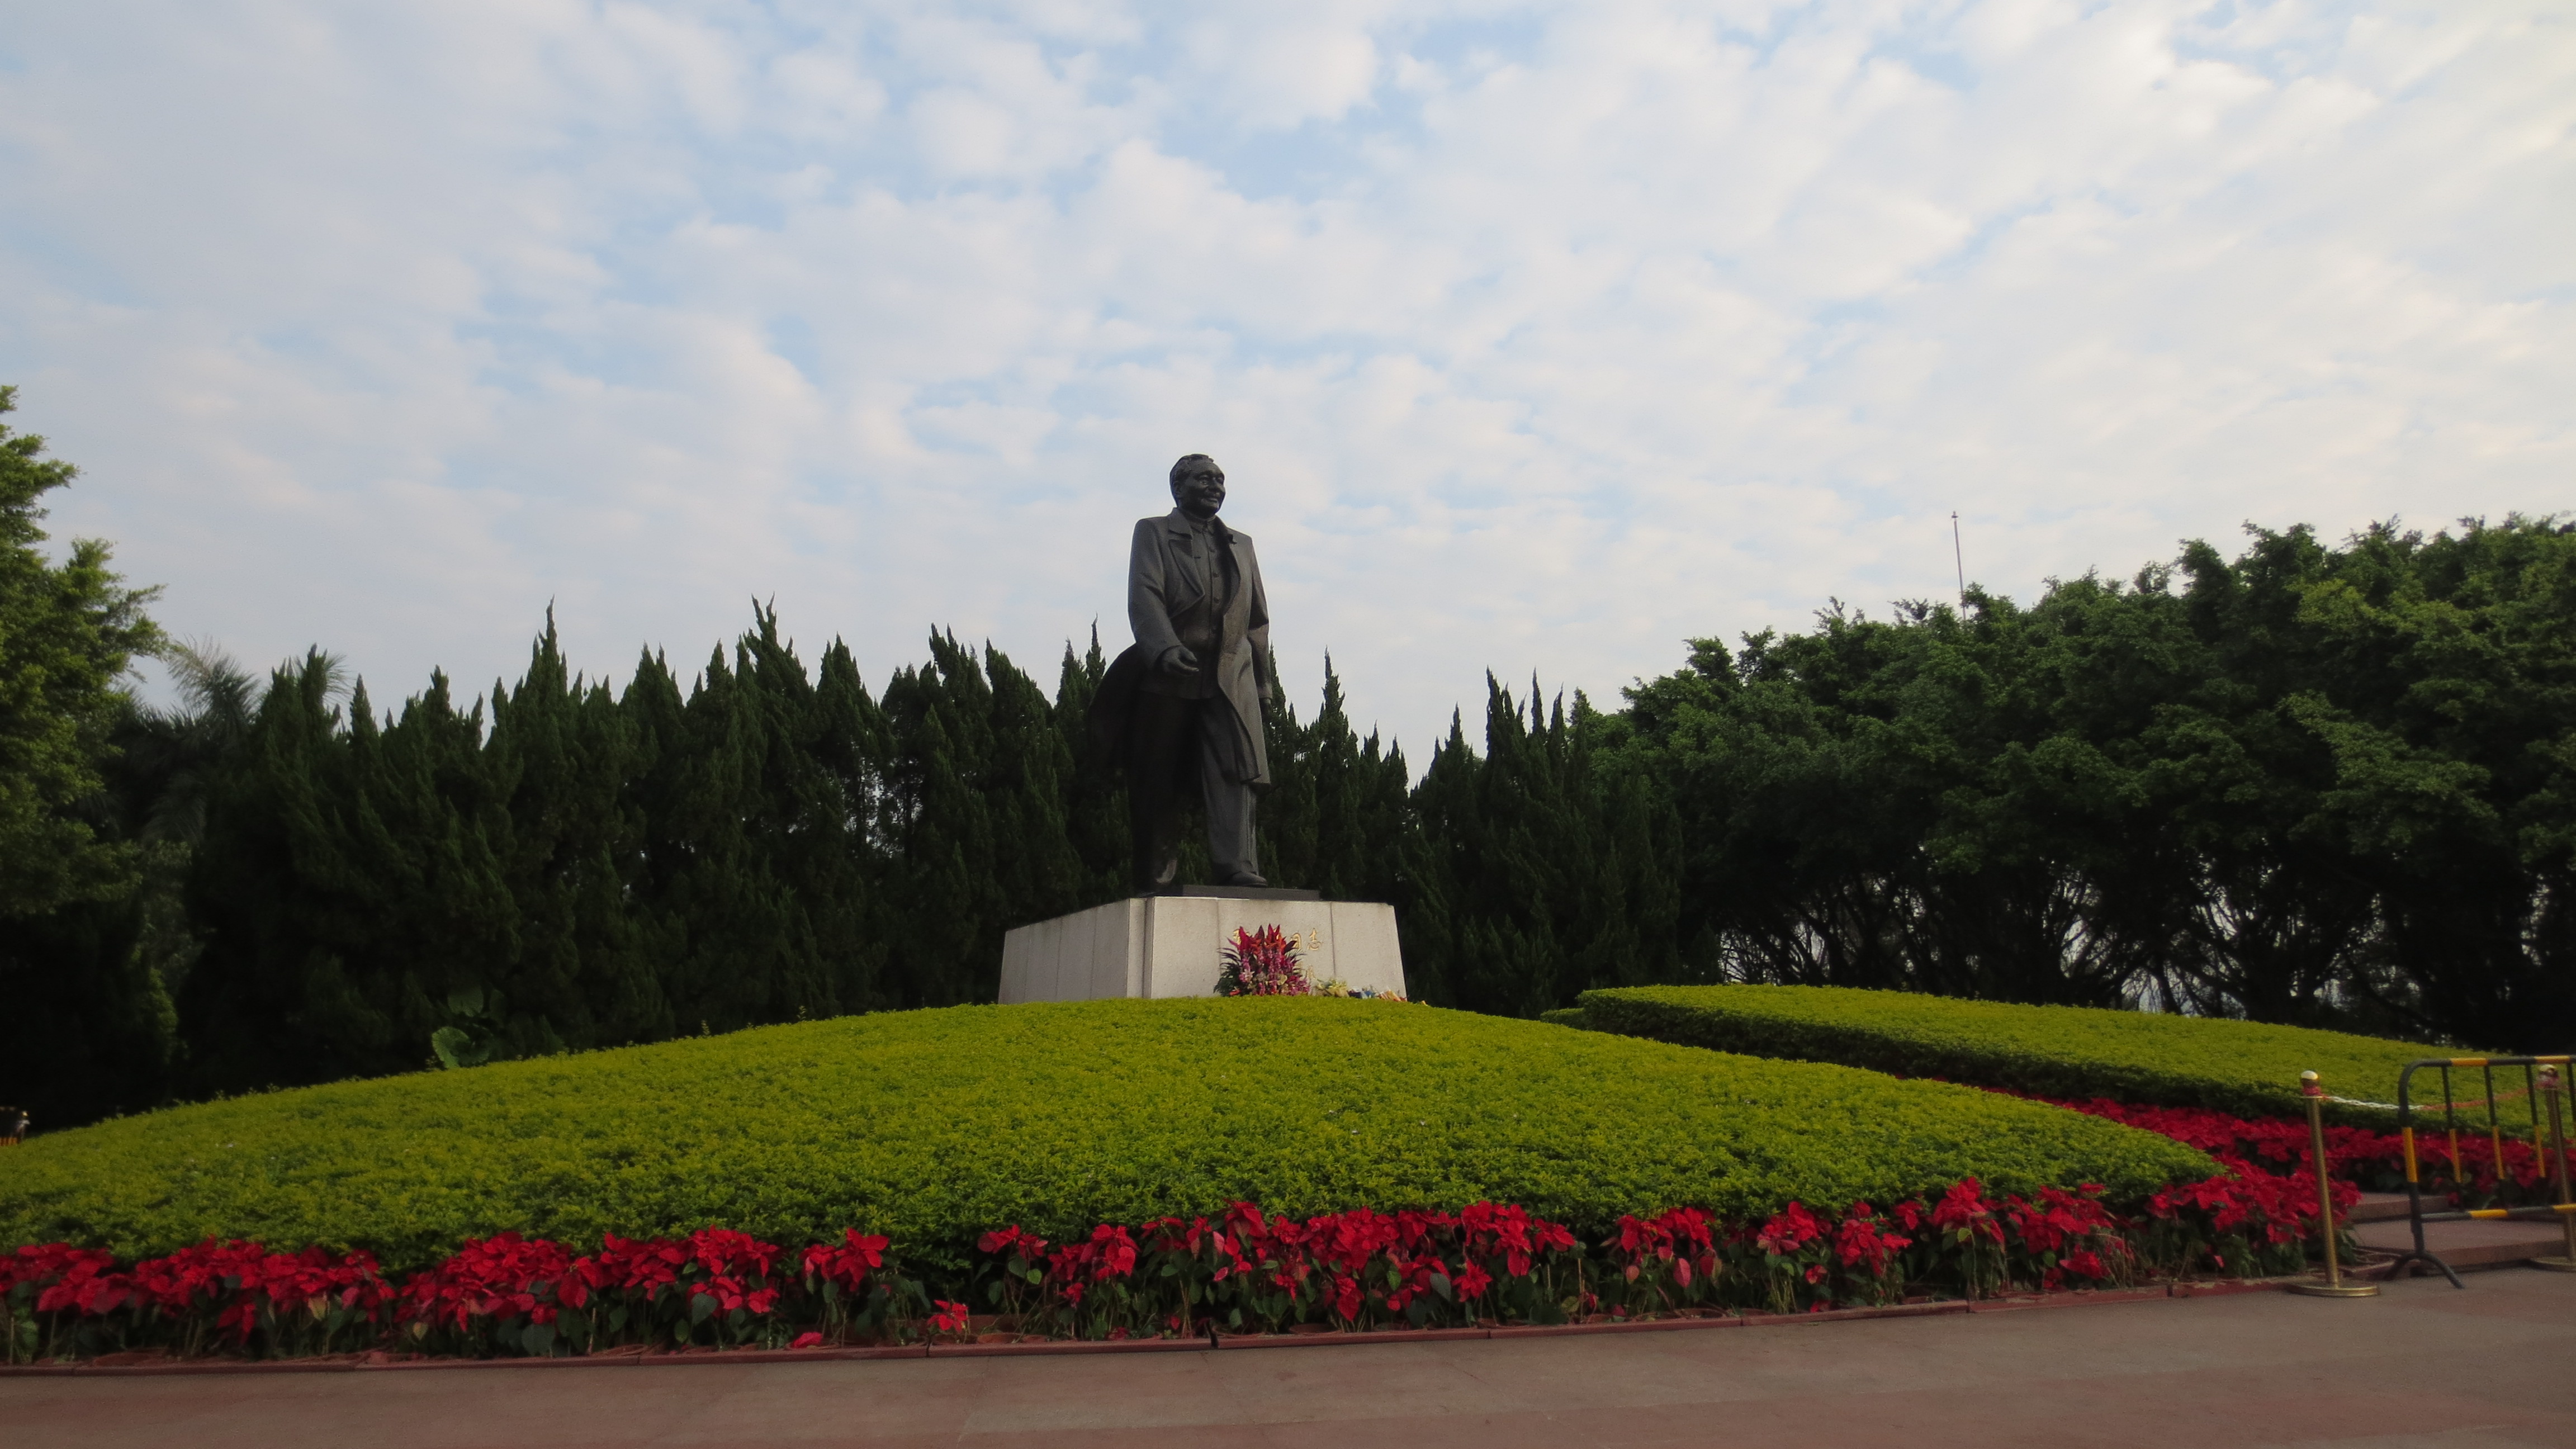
(2380, 1057), (2576, 1287)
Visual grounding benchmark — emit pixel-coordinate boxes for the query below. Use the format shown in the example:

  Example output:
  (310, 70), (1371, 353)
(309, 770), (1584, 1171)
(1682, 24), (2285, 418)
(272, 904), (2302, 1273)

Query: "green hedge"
(1571, 986), (2458, 1126)
(0, 999), (2211, 1271)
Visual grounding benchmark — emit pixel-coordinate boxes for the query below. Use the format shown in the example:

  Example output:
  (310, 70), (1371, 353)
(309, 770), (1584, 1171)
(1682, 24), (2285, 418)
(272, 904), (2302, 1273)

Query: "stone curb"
(1746, 1300), (1974, 1325)
(927, 1337), (1195, 1358)
(1215, 1325), (1495, 1349)
(1967, 1287), (2179, 1312)
(0, 1280), (2304, 1376)
(14, 1346), (935, 1376)
(1488, 1315), (1744, 1339)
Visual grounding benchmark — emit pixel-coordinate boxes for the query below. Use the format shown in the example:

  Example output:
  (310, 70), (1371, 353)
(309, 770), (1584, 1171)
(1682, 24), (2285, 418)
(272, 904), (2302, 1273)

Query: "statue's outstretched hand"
(1158, 646), (1202, 680)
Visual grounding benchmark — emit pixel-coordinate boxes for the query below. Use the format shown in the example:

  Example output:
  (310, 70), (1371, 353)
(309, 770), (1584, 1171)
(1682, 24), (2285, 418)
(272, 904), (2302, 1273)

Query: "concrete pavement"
(4, 1268), (2572, 1448)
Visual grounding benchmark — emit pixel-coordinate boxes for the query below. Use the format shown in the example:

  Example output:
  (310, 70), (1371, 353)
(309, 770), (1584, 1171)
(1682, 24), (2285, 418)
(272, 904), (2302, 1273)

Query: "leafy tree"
(0, 387), (162, 915)
(0, 387), (171, 1129)
(2237, 519), (2576, 1048)
(1612, 517), (2576, 1050)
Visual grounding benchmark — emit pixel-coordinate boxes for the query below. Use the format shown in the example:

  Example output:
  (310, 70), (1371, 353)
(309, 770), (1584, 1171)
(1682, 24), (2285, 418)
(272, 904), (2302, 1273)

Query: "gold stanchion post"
(2536, 1066), (2576, 1273)
(2288, 1071), (2379, 1298)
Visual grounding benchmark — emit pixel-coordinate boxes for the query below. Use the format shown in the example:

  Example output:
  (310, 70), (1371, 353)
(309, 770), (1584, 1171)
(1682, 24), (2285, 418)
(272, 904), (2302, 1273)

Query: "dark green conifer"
(878, 634), (1000, 1006)
(807, 635), (894, 1014)
(487, 612), (662, 1048)
(626, 627), (817, 1033)
(1052, 629), (1128, 905)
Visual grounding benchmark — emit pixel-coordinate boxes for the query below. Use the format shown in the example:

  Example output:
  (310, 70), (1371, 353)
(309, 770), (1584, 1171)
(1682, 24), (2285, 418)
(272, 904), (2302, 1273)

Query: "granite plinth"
(998, 896), (1405, 1002)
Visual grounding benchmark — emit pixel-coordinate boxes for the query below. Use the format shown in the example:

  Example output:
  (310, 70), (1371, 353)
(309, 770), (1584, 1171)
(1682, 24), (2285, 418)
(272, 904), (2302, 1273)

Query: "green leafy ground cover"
(0, 998), (2211, 1271)
(1570, 986), (2455, 1126)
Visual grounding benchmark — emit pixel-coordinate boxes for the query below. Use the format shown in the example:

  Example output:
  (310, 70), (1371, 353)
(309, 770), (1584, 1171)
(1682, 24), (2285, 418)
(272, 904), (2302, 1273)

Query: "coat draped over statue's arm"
(1096, 511), (1272, 789)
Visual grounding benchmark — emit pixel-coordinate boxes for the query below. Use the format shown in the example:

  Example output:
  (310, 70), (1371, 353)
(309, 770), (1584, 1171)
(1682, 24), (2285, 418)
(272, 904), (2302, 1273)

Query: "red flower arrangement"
(1216, 926), (1309, 996)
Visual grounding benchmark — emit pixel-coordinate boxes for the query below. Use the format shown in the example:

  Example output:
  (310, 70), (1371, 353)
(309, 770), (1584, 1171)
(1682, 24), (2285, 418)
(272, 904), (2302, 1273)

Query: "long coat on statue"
(1087, 508), (1273, 788)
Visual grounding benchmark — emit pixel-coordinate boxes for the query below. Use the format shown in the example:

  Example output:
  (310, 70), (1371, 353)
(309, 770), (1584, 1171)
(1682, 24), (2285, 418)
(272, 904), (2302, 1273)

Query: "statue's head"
(1169, 454), (1226, 520)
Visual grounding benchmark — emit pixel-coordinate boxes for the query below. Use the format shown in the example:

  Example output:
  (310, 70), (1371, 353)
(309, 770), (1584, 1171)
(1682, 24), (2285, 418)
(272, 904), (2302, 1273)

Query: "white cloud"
(0, 0), (2568, 761)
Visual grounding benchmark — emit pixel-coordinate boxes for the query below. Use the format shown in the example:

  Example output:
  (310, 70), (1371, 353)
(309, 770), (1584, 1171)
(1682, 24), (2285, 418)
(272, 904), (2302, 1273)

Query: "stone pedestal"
(998, 888), (1406, 1003)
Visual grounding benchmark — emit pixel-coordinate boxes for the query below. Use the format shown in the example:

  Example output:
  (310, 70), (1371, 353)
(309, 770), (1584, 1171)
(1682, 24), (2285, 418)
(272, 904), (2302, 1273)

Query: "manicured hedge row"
(0, 999), (2213, 1272)
(1569, 986), (2457, 1126)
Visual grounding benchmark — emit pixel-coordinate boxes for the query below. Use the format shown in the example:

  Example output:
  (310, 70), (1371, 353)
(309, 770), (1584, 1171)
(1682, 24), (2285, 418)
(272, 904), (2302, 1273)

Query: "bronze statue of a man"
(1087, 453), (1273, 892)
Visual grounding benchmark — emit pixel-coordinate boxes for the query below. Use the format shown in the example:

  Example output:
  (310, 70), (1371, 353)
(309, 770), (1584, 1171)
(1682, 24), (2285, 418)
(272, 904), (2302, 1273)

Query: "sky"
(2, 0), (2570, 763)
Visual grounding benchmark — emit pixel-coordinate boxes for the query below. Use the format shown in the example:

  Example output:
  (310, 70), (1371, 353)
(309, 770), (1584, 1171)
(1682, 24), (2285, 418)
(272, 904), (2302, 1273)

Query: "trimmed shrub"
(1573, 986), (2466, 1126)
(0, 998), (2212, 1272)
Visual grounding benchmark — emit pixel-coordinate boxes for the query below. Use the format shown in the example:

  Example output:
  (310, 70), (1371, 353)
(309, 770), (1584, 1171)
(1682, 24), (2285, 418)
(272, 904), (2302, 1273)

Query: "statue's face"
(1172, 460), (1227, 519)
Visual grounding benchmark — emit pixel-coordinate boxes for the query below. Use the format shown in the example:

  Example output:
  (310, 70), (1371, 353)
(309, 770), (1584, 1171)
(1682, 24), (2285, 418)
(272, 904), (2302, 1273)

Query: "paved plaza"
(5, 1268), (2572, 1448)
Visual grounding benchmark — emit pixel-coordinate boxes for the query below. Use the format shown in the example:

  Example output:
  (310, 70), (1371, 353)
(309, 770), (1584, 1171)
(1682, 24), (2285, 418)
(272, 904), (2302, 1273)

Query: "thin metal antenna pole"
(1950, 512), (1966, 605)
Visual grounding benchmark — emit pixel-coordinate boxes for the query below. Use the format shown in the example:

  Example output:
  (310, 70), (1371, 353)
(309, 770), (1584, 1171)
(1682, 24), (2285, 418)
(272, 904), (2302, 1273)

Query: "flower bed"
(1569, 985), (2461, 1126)
(0, 999), (2211, 1271)
(4, 1172), (2328, 1365)
(2032, 1093), (2569, 1209)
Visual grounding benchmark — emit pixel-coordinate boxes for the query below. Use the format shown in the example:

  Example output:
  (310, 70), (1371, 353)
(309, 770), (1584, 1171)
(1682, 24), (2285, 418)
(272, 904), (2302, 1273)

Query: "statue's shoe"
(1221, 872), (1270, 888)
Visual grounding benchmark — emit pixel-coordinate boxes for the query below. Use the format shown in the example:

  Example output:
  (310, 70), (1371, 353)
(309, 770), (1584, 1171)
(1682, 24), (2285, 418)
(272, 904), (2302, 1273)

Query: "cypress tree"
(1312, 659), (1414, 906)
(878, 634), (999, 1006)
(807, 635), (894, 1015)
(1255, 659), (1321, 892)
(181, 659), (521, 1089)
(1052, 629), (1128, 905)
(732, 607), (857, 1022)
(627, 637), (813, 1034)
(487, 613), (662, 1048)
(362, 670), (526, 1063)
(982, 643), (1083, 927)
(181, 654), (363, 1091)
(1400, 677), (1676, 1016)
(1401, 709), (1478, 1010)
(1258, 655), (1414, 905)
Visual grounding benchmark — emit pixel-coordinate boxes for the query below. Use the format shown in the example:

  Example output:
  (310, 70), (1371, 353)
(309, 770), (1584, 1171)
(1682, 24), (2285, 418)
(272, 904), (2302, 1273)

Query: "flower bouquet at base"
(1217, 926), (1310, 996)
